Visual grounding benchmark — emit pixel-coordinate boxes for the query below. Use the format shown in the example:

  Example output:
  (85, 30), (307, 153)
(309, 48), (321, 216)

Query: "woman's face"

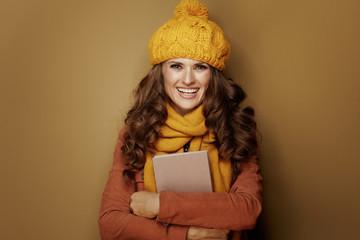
(162, 58), (211, 116)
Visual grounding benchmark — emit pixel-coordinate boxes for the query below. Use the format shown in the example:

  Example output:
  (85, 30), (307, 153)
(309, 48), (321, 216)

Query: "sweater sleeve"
(156, 156), (263, 231)
(98, 129), (188, 240)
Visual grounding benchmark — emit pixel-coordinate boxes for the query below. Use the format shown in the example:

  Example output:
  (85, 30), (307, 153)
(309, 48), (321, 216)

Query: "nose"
(182, 68), (195, 85)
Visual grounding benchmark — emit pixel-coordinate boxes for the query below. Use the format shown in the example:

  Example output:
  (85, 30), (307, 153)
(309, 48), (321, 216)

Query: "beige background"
(1, 0), (359, 239)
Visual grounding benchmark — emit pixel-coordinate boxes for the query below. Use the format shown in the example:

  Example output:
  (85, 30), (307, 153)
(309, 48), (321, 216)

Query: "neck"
(169, 102), (202, 117)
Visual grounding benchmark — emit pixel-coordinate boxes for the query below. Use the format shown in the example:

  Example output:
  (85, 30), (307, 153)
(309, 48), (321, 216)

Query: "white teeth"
(177, 88), (199, 94)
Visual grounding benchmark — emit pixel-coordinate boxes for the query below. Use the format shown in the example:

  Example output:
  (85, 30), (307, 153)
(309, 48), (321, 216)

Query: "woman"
(99, 0), (262, 239)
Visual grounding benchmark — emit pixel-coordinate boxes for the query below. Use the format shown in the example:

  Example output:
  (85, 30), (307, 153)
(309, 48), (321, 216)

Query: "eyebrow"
(167, 61), (183, 65)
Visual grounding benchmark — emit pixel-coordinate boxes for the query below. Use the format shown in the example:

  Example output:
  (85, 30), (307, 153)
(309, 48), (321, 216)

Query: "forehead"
(165, 58), (208, 65)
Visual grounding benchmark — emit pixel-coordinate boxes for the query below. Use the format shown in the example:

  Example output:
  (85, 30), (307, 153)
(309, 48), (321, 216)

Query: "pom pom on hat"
(148, 0), (230, 71)
(174, 0), (209, 19)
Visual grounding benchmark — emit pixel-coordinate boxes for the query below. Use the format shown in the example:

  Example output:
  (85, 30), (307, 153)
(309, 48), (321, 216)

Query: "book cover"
(152, 150), (213, 193)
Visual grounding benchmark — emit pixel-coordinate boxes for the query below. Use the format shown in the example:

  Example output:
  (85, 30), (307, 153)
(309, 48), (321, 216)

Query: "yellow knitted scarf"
(144, 103), (232, 193)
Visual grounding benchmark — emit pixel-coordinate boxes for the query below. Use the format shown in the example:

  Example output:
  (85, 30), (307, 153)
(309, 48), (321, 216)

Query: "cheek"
(164, 82), (171, 96)
(163, 77), (175, 98)
(201, 73), (211, 90)
(200, 73), (211, 100)
(162, 69), (176, 88)
(162, 70), (170, 92)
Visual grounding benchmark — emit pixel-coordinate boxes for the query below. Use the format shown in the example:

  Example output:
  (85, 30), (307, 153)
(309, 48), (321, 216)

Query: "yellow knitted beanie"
(148, 0), (230, 71)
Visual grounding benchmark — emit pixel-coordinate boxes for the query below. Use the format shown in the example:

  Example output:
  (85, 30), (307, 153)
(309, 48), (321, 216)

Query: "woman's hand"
(186, 226), (229, 240)
(130, 191), (160, 218)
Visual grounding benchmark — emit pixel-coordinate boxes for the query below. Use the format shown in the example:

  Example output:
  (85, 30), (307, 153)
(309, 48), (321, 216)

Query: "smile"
(177, 88), (199, 95)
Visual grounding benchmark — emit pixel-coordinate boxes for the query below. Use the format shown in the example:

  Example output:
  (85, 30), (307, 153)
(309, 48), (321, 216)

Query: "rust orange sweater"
(98, 128), (263, 239)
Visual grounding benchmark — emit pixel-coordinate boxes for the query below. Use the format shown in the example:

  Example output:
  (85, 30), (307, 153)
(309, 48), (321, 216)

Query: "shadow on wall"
(247, 129), (300, 240)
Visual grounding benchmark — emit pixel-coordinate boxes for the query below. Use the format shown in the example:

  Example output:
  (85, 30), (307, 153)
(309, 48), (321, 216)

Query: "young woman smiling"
(99, 1), (262, 239)
(162, 58), (211, 116)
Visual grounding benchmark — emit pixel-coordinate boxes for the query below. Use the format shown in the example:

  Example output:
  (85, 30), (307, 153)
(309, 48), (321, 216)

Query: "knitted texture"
(148, 0), (230, 71)
(144, 103), (232, 193)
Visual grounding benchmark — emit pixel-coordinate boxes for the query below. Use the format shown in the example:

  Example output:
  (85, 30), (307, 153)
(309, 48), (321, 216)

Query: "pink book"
(152, 150), (213, 193)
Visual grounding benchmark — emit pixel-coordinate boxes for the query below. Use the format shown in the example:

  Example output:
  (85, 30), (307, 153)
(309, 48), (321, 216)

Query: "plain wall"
(1, 0), (359, 239)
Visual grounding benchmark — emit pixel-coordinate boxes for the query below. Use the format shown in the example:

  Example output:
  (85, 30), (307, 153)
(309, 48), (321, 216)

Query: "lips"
(177, 87), (199, 95)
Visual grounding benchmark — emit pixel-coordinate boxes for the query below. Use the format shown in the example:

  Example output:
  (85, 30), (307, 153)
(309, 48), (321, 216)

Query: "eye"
(170, 64), (182, 69)
(195, 64), (208, 70)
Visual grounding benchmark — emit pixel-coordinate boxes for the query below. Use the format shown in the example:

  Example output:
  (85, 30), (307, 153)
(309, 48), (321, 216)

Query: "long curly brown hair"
(122, 64), (258, 184)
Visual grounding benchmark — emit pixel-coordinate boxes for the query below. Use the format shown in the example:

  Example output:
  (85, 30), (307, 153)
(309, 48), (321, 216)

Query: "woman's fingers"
(186, 226), (229, 240)
(130, 191), (160, 218)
